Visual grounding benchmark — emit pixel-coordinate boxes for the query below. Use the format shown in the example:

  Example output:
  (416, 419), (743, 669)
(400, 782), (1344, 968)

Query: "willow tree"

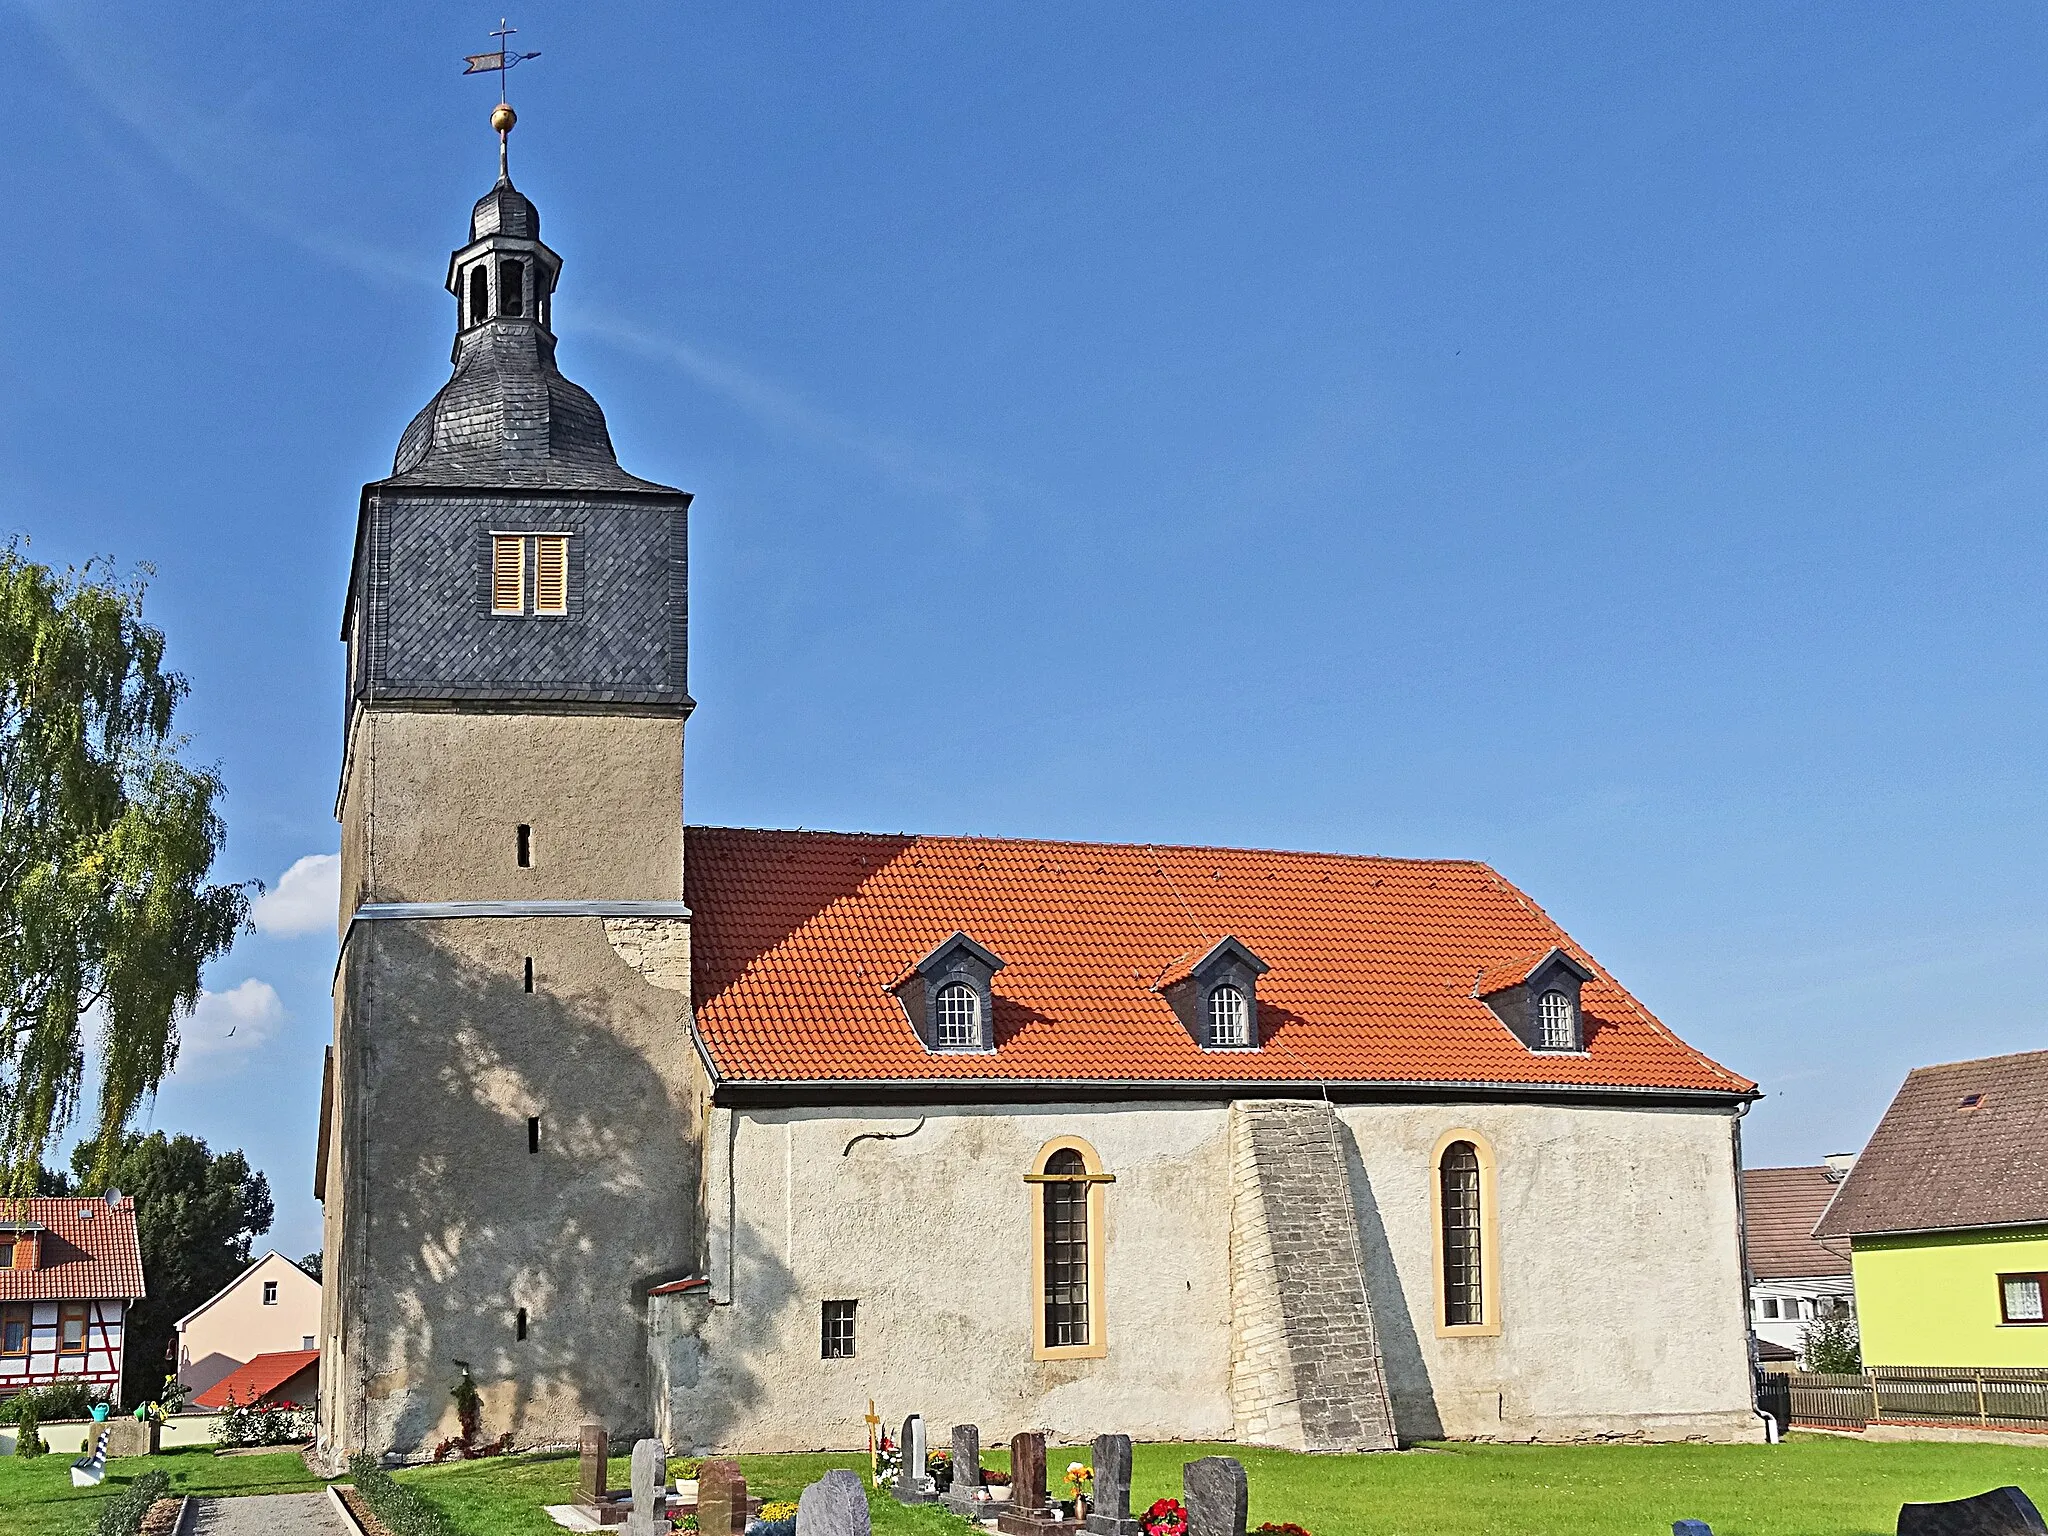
(0, 550), (249, 1193)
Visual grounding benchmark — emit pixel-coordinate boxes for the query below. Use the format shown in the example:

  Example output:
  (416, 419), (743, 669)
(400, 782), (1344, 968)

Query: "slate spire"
(384, 114), (666, 492)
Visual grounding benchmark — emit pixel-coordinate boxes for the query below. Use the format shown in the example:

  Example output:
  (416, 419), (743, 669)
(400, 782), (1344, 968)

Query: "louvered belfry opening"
(534, 535), (568, 615)
(492, 535), (524, 614)
(1043, 1148), (1090, 1347)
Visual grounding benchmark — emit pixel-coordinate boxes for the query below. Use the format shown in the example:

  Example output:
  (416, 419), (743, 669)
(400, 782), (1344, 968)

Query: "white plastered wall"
(651, 1096), (1759, 1451)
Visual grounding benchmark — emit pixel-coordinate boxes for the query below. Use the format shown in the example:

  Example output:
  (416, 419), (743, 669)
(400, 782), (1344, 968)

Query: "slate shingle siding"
(352, 490), (689, 707)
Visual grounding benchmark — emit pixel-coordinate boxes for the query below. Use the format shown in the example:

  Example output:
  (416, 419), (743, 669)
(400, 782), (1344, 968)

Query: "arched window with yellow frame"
(1429, 1129), (1502, 1337)
(1025, 1135), (1112, 1360)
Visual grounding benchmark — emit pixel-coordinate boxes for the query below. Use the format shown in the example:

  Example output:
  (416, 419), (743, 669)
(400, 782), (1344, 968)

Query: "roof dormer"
(1475, 946), (1595, 1053)
(892, 932), (1004, 1053)
(1158, 936), (1271, 1051)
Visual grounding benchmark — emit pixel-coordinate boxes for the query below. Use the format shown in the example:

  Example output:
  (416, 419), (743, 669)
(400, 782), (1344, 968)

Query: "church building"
(315, 118), (1765, 1465)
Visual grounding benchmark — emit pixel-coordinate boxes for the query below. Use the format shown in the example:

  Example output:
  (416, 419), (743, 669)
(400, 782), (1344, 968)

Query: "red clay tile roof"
(684, 828), (1753, 1096)
(1472, 946), (1589, 998)
(1814, 1049), (2048, 1239)
(193, 1349), (320, 1410)
(1742, 1167), (1853, 1278)
(0, 1198), (144, 1303)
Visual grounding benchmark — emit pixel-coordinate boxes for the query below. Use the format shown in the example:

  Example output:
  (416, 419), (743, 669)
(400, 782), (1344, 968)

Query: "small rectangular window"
(523, 957), (534, 993)
(59, 1303), (88, 1353)
(492, 535), (525, 615)
(0, 1303), (28, 1355)
(517, 824), (532, 868)
(0, 1237), (12, 1269)
(528, 1116), (541, 1155)
(302, 1336), (316, 1351)
(516, 1307), (528, 1342)
(262, 1281), (278, 1305)
(822, 1299), (856, 1359)
(2001, 1273), (2047, 1324)
(535, 536), (568, 615)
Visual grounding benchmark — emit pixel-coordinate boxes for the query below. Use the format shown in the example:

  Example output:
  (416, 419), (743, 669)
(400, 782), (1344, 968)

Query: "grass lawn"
(390, 1433), (2048, 1536)
(2, 1433), (2043, 1536)
(0, 1444), (324, 1536)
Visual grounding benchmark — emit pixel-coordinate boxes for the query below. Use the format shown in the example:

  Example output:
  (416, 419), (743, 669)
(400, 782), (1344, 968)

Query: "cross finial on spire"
(463, 18), (541, 181)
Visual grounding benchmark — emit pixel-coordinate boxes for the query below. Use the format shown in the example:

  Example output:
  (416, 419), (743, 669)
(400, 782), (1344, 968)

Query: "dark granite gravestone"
(1898, 1486), (2047, 1536)
(623, 1439), (668, 1536)
(998, 1433), (1067, 1535)
(897, 1414), (936, 1504)
(1086, 1434), (1144, 1536)
(796, 1468), (872, 1536)
(698, 1458), (750, 1536)
(578, 1420), (610, 1504)
(943, 1424), (986, 1516)
(1183, 1457), (1248, 1536)
(1673, 1523), (1714, 1536)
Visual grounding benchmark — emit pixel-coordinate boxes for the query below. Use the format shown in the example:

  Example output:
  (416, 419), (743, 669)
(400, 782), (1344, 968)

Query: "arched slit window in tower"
(934, 982), (979, 1048)
(1043, 1148), (1090, 1349)
(468, 265), (490, 327)
(499, 259), (525, 318)
(1440, 1140), (1484, 1327)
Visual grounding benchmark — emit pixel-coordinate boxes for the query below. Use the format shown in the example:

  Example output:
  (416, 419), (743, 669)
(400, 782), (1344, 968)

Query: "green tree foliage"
(297, 1250), (322, 1282)
(1800, 1305), (1863, 1375)
(66, 1131), (273, 1407)
(0, 550), (248, 1191)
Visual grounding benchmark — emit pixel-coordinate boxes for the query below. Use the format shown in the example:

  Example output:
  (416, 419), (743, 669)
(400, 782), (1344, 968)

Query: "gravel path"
(190, 1492), (352, 1535)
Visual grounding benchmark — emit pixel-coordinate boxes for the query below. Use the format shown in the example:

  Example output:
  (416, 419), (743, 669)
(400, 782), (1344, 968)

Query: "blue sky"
(4, 3), (2047, 1256)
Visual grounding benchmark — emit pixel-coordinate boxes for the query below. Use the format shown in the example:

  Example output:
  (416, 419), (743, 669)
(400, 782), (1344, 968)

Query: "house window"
(1028, 1137), (1110, 1359)
(535, 536), (568, 615)
(934, 983), (979, 1048)
(302, 1336), (316, 1351)
(1043, 1149), (1089, 1348)
(263, 1281), (278, 1306)
(1, 1303), (28, 1355)
(492, 535), (525, 615)
(59, 1303), (88, 1354)
(1208, 985), (1250, 1047)
(1440, 1141), (1484, 1327)
(821, 1300), (857, 1359)
(2001, 1273), (2048, 1324)
(1537, 990), (1575, 1049)
(0, 1236), (12, 1268)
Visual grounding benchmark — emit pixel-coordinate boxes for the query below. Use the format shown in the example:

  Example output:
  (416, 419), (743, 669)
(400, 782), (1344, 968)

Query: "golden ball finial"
(491, 102), (517, 134)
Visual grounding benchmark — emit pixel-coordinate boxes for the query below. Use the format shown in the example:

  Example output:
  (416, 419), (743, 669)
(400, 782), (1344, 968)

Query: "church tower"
(317, 111), (701, 1462)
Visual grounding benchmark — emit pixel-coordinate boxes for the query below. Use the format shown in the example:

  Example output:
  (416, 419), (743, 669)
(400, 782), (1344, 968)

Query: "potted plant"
(674, 1456), (705, 1503)
(1142, 1497), (1190, 1536)
(1065, 1462), (1093, 1521)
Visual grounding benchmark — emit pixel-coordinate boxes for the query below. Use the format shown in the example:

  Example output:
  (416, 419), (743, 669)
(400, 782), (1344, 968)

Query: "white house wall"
(651, 1098), (1760, 1451)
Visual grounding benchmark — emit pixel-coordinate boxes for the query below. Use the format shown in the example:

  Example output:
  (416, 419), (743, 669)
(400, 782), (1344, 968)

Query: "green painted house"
(1814, 1048), (2048, 1369)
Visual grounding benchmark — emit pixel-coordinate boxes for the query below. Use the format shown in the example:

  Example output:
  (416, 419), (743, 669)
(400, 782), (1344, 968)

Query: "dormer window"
(1208, 985), (1250, 1048)
(934, 983), (980, 1048)
(1158, 936), (1270, 1051)
(1538, 989), (1575, 1050)
(893, 932), (1003, 1053)
(1475, 947), (1592, 1053)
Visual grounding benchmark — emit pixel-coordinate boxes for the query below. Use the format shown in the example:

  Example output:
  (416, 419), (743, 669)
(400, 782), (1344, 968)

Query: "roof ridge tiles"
(688, 823), (1496, 869)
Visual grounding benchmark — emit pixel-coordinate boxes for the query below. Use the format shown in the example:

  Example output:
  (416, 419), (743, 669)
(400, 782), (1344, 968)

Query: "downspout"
(1731, 1102), (1780, 1443)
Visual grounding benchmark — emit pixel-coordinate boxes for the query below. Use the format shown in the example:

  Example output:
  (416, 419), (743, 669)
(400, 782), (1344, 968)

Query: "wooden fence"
(1759, 1367), (2048, 1435)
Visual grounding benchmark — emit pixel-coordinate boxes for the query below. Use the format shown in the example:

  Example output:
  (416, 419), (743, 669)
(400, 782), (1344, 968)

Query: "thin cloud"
(252, 853), (341, 938)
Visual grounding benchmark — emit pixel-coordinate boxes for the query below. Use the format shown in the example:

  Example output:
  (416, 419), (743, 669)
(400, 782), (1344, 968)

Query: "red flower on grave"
(1143, 1497), (1190, 1536)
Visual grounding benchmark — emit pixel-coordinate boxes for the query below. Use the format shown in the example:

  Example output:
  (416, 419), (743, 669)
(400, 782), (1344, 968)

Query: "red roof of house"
(1742, 1166), (1853, 1278)
(684, 828), (1753, 1096)
(0, 1198), (144, 1302)
(193, 1349), (319, 1410)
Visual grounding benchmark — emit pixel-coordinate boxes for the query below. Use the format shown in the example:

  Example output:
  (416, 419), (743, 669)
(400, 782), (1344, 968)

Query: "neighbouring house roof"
(1743, 1167), (1853, 1278)
(1756, 1338), (1799, 1363)
(193, 1349), (319, 1410)
(683, 827), (1754, 1097)
(0, 1197), (143, 1303)
(1814, 1049), (2048, 1240)
(174, 1250), (319, 1332)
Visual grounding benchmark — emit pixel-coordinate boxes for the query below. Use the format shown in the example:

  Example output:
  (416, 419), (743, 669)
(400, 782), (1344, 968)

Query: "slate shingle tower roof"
(379, 166), (674, 494)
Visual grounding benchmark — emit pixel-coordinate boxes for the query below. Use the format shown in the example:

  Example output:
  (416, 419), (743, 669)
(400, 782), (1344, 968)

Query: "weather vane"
(463, 19), (541, 176)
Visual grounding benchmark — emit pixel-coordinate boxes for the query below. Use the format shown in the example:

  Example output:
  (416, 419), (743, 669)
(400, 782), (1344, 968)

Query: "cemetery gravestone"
(943, 1424), (984, 1515)
(1897, 1486), (2048, 1536)
(897, 1414), (936, 1503)
(698, 1458), (749, 1536)
(997, 1433), (1066, 1535)
(796, 1468), (872, 1536)
(578, 1420), (611, 1505)
(1086, 1434), (1143, 1536)
(624, 1438), (667, 1536)
(1183, 1457), (1248, 1536)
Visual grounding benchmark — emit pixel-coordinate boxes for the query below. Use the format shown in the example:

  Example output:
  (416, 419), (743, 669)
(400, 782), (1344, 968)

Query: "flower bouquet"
(1142, 1497), (1190, 1536)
